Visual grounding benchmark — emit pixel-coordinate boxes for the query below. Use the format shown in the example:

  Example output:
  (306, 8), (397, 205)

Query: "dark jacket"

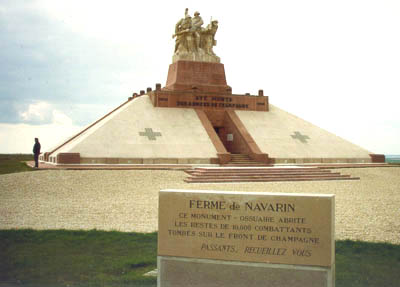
(33, 142), (41, 155)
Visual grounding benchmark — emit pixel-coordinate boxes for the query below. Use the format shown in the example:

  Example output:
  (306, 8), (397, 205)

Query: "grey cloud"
(0, 2), (140, 125)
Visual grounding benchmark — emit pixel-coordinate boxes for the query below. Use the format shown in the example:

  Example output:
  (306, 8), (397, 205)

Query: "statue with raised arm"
(173, 8), (194, 53)
(172, 8), (220, 63)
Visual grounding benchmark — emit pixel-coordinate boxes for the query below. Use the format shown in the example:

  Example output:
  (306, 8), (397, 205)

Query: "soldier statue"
(173, 8), (219, 60)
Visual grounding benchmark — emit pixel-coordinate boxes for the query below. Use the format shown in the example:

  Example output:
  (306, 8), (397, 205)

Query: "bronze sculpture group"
(173, 9), (219, 60)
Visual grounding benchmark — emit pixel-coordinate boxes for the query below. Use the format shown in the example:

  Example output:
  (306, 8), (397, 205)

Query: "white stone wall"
(237, 105), (372, 161)
(52, 96), (217, 160)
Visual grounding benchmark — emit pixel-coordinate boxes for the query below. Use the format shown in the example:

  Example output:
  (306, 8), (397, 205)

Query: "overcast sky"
(1, 0), (399, 154)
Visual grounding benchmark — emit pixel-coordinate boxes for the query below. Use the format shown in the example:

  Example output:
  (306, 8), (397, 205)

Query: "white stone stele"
(158, 189), (335, 287)
(158, 256), (334, 287)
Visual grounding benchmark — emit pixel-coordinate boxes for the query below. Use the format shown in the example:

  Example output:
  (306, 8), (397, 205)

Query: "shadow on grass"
(1, 230), (400, 286)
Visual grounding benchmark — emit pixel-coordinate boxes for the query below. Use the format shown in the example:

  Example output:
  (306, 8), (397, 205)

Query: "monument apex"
(173, 8), (220, 63)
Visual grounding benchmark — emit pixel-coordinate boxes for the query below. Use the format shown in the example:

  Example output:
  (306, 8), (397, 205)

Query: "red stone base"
(149, 90), (268, 112)
(164, 61), (231, 93)
(57, 153), (81, 164)
(150, 60), (268, 112)
(370, 154), (386, 163)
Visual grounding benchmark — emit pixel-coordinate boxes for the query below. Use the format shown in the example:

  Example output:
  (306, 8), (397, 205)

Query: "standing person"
(33, 138), (41, 168)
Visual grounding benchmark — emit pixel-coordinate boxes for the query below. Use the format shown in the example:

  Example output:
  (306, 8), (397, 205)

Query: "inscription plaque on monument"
(158, 190), (334, 267)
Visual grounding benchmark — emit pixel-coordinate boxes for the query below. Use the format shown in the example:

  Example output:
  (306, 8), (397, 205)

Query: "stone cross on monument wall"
(139, 128), (162, 141)
(291, 131), (310, 143)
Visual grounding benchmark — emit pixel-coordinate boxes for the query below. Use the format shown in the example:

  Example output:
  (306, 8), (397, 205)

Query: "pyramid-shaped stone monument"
(40, 9), (382, 166)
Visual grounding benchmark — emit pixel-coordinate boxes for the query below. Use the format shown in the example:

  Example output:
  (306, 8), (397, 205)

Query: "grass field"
(1, 229), (400, 287)
(0, 229), (157, 286)
(0, 154), (35, 175)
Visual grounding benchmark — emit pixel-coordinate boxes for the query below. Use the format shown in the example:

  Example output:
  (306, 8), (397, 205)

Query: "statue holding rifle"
(172, 8), (220, 63)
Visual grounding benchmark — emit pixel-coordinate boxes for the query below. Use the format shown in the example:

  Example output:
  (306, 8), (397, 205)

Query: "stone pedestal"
(164, 60), (231, 93)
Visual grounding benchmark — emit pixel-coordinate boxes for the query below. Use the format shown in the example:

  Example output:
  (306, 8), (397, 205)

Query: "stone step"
(230, 155), (251, 158)
(222, 163), (271, 167)
(187, 167), (331, 173)
(185, 171), (330, 176)
(189, 168), (330, 173)
(188, 171), (340, 177)
(305, 163), (394, 169)
(186, 167), (327, 173)
(184, 176), (360, 183)
(225, 162), (267, 165)
(184, 166), (359, 183)
(228, 160), (262, 164)
(186, 173), (350, 179)
(231, 155), (250, 159)
(223, 153), (268, 167)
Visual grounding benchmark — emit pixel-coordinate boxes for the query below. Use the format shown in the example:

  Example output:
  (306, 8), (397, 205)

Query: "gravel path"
(0, 167), (399, 244)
